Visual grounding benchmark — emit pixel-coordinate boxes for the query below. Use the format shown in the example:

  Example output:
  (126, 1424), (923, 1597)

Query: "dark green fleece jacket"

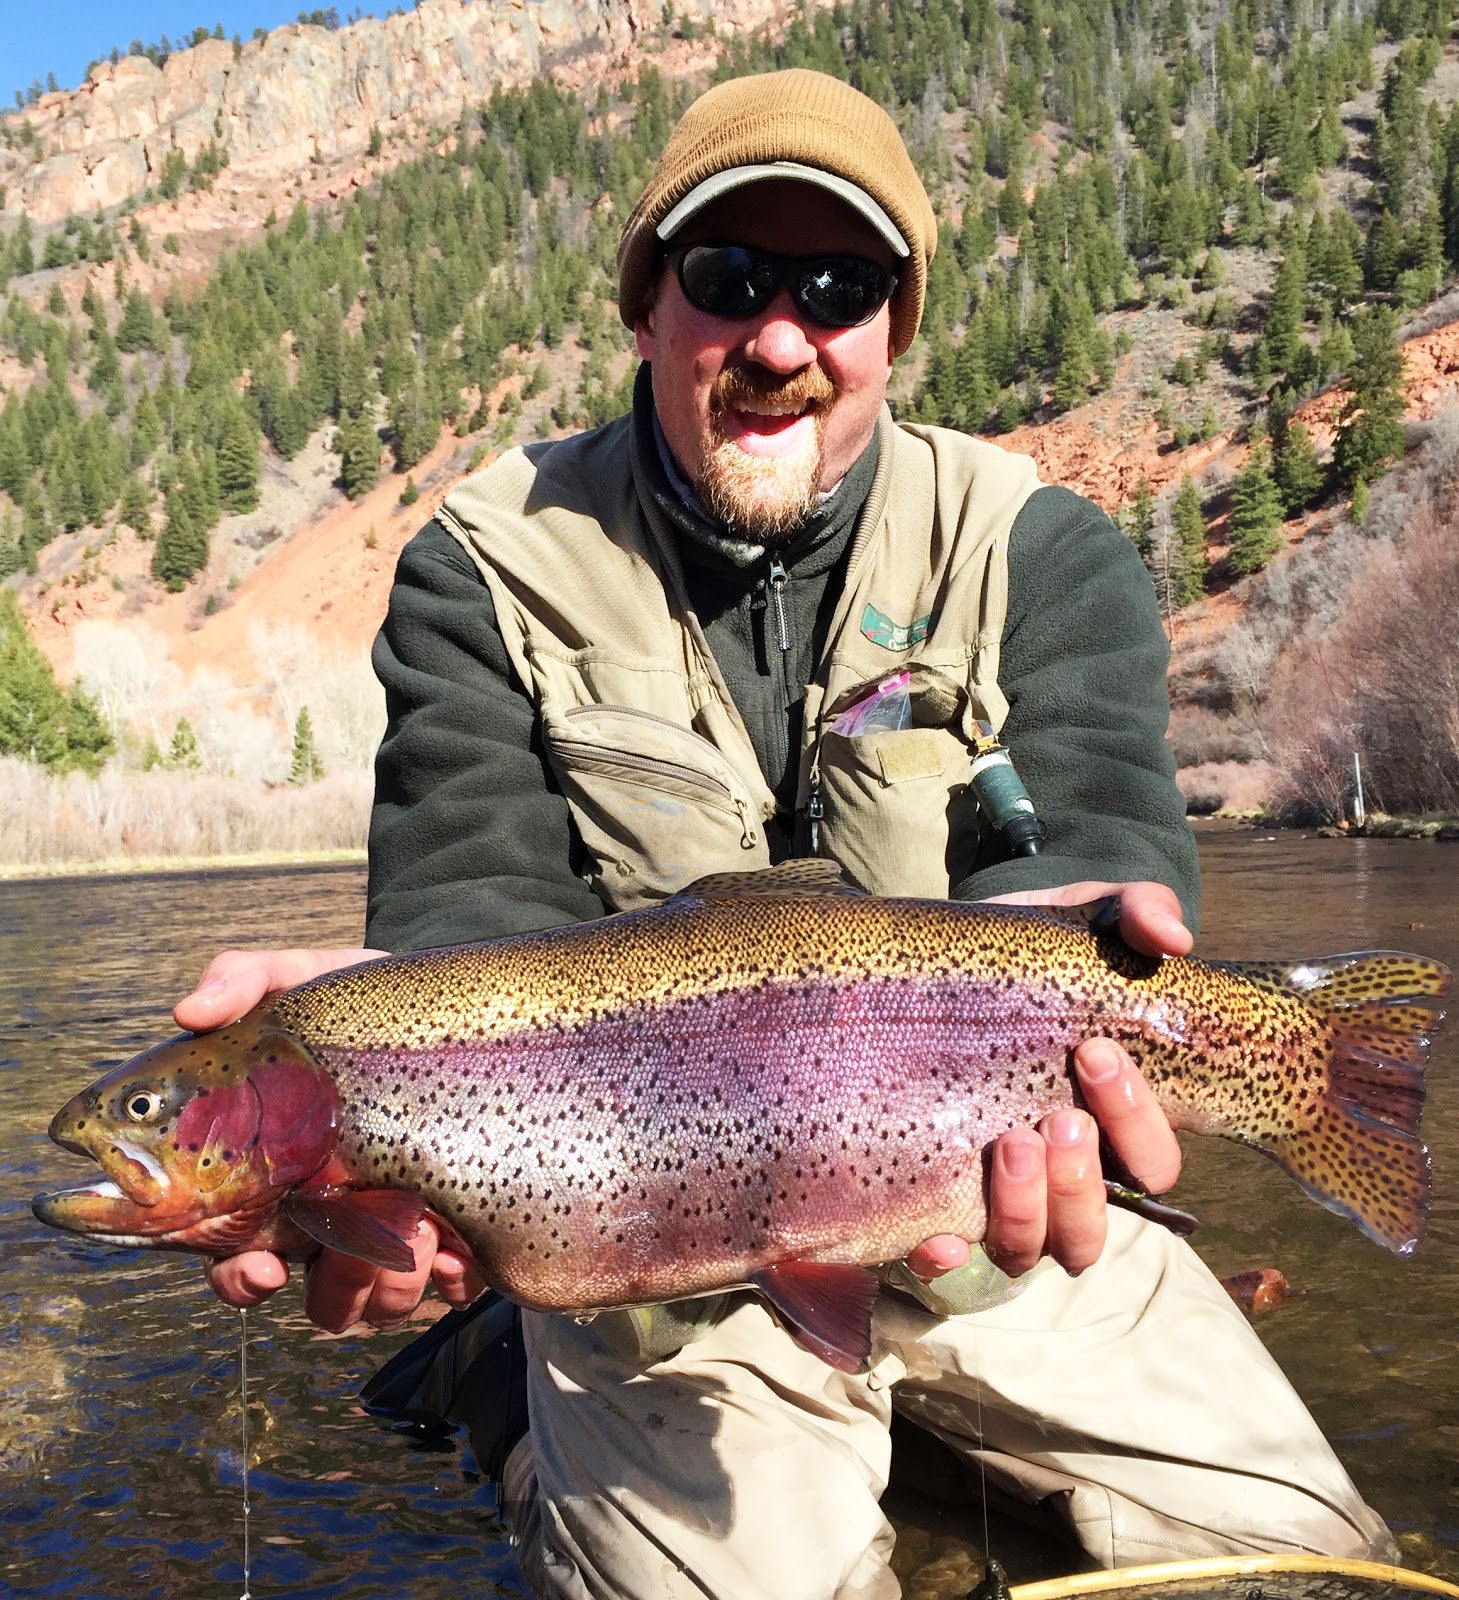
(365, 383), (1198, 951)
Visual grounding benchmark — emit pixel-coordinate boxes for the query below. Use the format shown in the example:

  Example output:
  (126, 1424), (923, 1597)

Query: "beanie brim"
(617, 70), (936, 357)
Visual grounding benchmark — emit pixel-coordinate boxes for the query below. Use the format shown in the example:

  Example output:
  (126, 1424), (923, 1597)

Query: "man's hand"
(178, 946), (483, 1329)
(205, 1219), (485, 1332)
(905, 881), (1189, 1283)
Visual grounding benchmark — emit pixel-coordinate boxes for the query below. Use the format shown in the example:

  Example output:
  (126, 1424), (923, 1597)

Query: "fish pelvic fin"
(751, 1260), (880, 1373)
(1219, 951), (1450, 1256)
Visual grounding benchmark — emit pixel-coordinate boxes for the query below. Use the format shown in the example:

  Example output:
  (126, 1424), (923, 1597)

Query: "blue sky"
(1, 3), (386, 107)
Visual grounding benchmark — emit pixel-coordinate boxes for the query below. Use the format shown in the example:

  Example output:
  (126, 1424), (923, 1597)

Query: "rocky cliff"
(0, 0), (790, 225)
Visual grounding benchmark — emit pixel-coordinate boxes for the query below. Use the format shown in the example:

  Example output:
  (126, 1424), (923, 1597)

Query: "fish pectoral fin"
(672, 861), (868, 902)
(751, 1260), (880, 1373)
(284, 1186), (426, 1273)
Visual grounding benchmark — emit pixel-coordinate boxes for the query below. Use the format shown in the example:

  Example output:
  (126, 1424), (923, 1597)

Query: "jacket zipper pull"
(734, 796), (758, 850)
(767, 558), (790, 653)
(805, 777), (824, 855)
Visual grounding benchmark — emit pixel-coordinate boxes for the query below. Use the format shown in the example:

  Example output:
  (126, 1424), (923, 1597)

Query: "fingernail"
(1046, 1110), (1088, 1146)
(195, 975), (228, 995)
(1077, 1041), (1122, 1083)
(1002, 1138), (1040, 1178)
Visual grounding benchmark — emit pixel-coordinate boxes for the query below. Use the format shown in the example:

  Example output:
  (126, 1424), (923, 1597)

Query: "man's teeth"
(740, 401), (807, 417)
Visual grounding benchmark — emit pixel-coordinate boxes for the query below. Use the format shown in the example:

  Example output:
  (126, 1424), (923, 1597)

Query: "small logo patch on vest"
(860, 603), (933, 651)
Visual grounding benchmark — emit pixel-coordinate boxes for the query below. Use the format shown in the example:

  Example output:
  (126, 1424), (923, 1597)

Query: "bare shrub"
(0, 760), (371, 866)
(1168, 702), (1264, 766)
(1259, 489), (1459, 819)
(1176, 760), (1278, 813)
(68, 617), (385, 784)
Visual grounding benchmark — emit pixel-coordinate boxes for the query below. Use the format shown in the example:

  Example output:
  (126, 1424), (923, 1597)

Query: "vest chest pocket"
(542, 704), (772, 910)
(815, 724), (982, 900)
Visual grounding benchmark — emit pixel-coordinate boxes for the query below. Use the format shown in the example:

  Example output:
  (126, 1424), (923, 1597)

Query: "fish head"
(32, 1005), (341, 1257)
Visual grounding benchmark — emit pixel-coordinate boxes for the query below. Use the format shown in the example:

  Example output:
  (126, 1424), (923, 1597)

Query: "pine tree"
(1273, 419), (1324, 513)
(1264, 246), (1307, 374)
(1170, 475), (1208, 604)
(289, 705), (325, 785)
(1051, 325), (1090, 411)
(1123, 476), (1156, 560)
(1365, 210), (1405, 293)
(336, 410), (381, 499)
(167, 716), (203, 770)
(118, 472), (153, 532)
(1227, 443), (1285, 575)
(0, 590), (113, 774)
(114, 287), (158, 353)
(152, 485), (208, 590)
(216, 404), (260, 514)
(1332, 307), (1407, 488)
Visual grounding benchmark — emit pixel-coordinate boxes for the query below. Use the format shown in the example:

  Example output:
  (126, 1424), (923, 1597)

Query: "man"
(178, 68), (1392, 1599)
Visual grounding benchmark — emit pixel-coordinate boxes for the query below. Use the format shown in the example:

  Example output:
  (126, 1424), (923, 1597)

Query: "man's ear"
(634, 310), (656, 361)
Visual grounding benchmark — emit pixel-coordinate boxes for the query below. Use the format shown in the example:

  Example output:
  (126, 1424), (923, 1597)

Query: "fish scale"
(32, 864), (1452, 1371)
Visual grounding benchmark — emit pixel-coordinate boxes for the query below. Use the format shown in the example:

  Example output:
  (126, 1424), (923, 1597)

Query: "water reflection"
(3, 835), (1457, 1594)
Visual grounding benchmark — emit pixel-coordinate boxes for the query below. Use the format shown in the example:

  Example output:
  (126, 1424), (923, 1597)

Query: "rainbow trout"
(32, 863), (1449, 1370)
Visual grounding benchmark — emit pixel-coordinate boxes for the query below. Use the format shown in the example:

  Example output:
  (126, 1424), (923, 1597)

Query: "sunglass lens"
(679, 246), (776, 318)
(798, 260), (894, 328)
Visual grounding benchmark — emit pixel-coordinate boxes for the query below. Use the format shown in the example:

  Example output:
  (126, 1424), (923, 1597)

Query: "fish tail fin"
(1226, 951), (1449, 1255)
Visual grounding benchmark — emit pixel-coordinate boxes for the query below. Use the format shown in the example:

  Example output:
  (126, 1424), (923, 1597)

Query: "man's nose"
(740, 290), (818, 372)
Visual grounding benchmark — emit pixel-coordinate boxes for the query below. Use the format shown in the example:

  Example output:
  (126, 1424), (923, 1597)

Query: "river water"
(2, 830), (1456, 1597)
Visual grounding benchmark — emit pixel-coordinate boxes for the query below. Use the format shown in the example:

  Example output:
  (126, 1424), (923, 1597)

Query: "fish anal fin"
(751, 1260), (879, 1372)
(284, 1186), (425, 1273)
(674, 861), (868, 902)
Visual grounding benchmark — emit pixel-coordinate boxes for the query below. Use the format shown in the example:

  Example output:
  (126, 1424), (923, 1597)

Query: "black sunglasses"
(672, 243), (899, 330)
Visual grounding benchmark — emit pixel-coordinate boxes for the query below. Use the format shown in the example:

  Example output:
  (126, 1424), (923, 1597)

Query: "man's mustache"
(711, 366), (836, 416)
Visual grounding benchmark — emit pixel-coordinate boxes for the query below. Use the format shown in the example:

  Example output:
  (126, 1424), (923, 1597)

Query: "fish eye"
(123, 1089), (164, 1123)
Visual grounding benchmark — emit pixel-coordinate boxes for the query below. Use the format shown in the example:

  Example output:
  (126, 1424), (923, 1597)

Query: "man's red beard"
(697, 366), (837, 542)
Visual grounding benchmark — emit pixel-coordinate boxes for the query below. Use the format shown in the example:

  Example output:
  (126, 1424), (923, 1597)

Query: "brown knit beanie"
(618, 69), (937, 356)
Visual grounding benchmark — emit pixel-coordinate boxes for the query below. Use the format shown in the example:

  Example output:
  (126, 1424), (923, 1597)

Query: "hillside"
(4, 0), (1459, 850)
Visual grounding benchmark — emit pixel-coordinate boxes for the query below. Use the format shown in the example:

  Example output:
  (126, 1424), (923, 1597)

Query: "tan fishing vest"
(437, 405), (1042, 909)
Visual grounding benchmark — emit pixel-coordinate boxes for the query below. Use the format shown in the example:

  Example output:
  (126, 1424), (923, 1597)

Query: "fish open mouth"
(31, 1177), (165, 1238)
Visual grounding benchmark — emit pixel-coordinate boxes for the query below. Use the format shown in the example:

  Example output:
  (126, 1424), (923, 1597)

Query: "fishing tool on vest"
(968, 723), (1044, 859)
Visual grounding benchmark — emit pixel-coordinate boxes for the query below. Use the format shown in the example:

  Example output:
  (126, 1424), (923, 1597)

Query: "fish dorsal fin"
(284, 1186), (426, 1273)
(751, 1260), (880, 1372)
(672, 861), (868, 903)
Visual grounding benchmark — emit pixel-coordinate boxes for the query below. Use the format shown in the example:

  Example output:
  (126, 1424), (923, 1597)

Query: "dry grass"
(0, 760), (372, 867)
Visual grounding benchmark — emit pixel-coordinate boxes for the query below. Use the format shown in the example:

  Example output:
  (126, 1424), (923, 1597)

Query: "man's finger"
(205, 1251), (290, 1307)
(1040, 1108), (1106, 1274)
(1114, 884), (1192, 958)
(904, 1233), (971, 1282)
(983, 1127), (1049, 1278)
(1075, 1038), (1183, 1195)
(430, 1249), (489, 1307)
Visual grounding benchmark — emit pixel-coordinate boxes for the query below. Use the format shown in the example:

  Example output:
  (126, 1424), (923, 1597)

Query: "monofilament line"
(238, 1307), (253, 1600)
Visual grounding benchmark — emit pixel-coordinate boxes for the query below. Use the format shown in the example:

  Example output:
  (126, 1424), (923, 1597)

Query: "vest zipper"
(558, 707), (761, 848)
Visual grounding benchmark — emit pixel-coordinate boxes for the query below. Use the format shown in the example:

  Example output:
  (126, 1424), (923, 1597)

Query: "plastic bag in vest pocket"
(541, 704), (772, 910)
(815, 664), (983, 899)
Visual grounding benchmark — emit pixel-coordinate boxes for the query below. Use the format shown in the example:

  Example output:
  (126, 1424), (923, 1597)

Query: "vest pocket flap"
(821, 726), (963, 788)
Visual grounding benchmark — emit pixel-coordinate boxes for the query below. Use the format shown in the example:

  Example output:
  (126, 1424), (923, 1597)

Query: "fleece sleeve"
(364, 519), (604, 952)
(953, 485), (1201, 933)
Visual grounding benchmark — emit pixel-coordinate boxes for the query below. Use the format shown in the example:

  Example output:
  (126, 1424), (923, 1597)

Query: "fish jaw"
(33, 1008), (341, 1257)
